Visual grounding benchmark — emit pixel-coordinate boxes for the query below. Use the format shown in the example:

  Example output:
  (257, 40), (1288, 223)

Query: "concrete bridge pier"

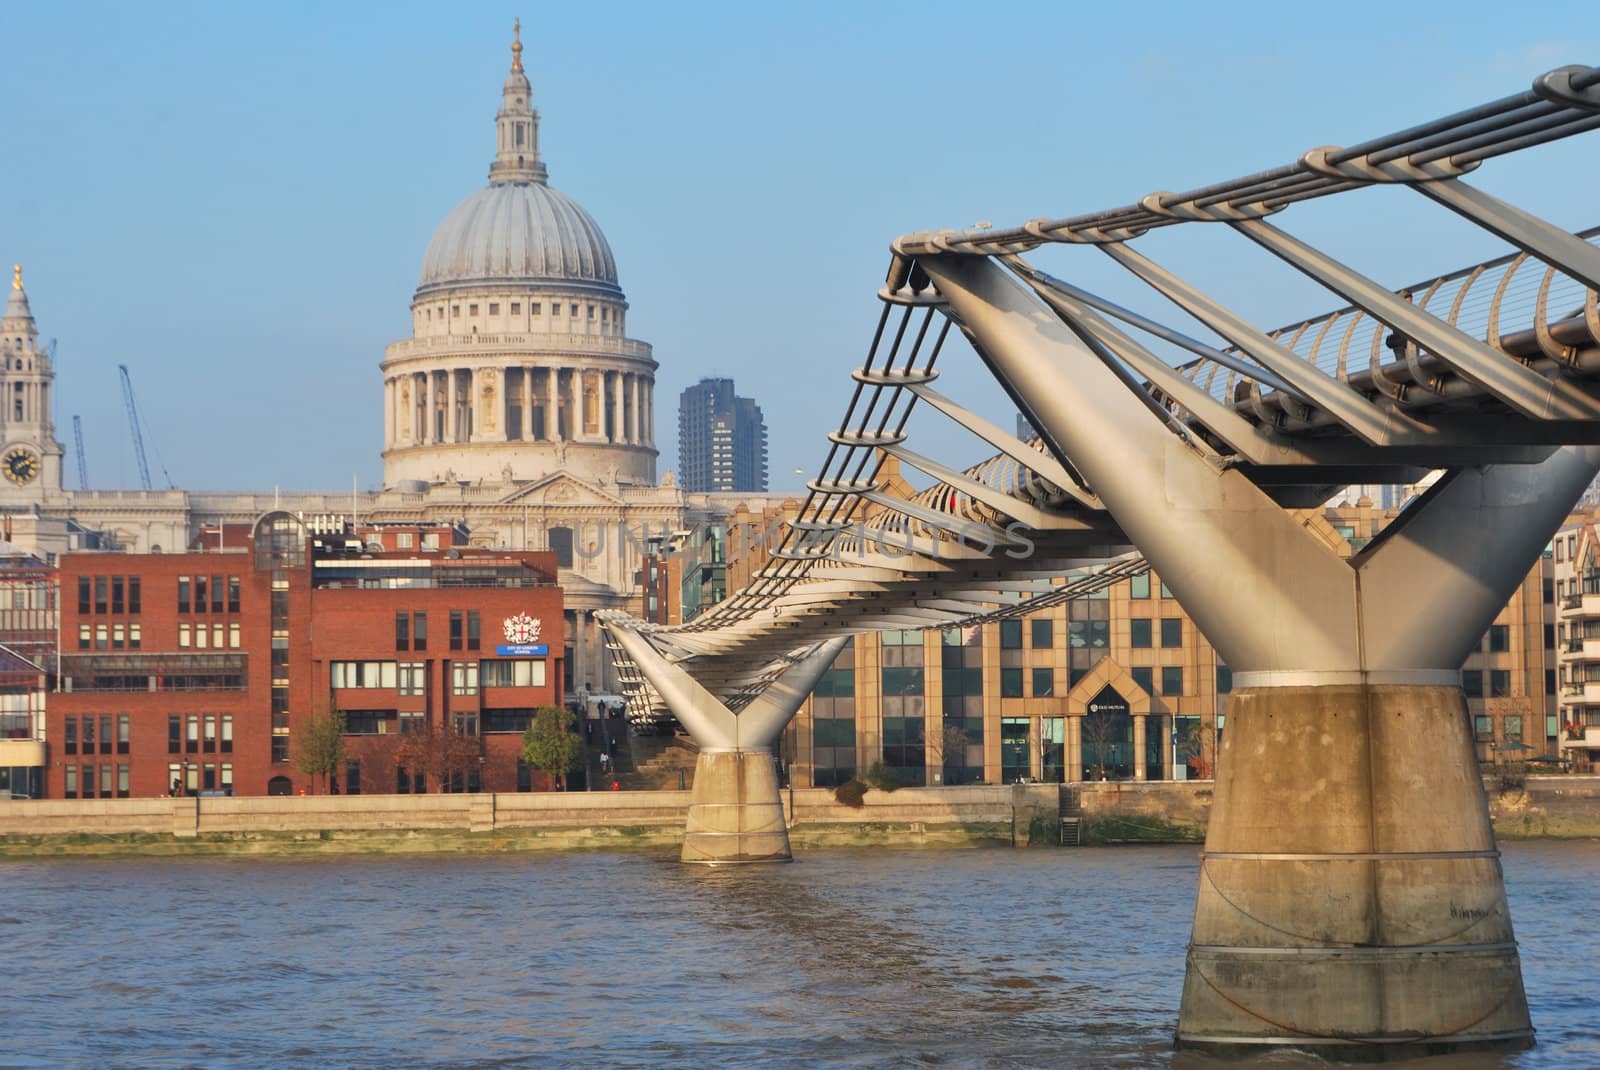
(607, 627), (847, 864)
(921, 253), (1600, 1056)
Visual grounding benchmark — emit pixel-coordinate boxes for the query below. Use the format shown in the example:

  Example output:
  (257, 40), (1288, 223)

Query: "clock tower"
(0, 266), (64, 500)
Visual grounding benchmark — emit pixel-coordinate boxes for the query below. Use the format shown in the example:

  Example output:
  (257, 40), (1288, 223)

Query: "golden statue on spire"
(511, 18), (523, 72)
(10, 265), (20, 291)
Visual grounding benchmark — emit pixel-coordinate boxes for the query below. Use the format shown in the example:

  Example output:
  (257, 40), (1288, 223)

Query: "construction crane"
(72, 415), (88, 489)
(117, 364), (174, 490)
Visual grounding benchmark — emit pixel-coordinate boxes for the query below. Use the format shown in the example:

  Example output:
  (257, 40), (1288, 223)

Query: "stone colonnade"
(383, 365), (653, 449)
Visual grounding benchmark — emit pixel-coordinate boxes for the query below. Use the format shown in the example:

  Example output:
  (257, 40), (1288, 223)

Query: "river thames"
(4, 841), (1598, 1068)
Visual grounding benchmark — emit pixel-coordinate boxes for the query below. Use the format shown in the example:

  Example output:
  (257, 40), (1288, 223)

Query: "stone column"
(522, 365), (534, 441)
(1133, 713), (1147, 780)
(1066, 716), (1082, 782)
(447, 370), (460, 444)
(611, 371), (624, 444)
(566, 369), (580, 442)
(383, 379), (393, 449)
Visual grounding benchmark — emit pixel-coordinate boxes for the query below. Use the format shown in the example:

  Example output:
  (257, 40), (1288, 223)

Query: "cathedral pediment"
(501, 471), (627, 509)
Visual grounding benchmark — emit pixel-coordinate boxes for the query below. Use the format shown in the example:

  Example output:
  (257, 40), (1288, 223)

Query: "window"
(570, 303), (578, 317)
(94, 625), (108, 650)
(99, 714), (112, 755)
(1474, 714), (1493, 741)
(64, 716), (77, 755)
(531, 302), (541, 316)
(488, 303), (499, 315)
(395, 532), (414, 549)
(112, 577), (124, 614)
(210, 575), (223, 613)
(331, 661), (399, 688)
(117, 764), (130, 798)
(204, 714), (216, 753)
(94, 577), (107, 614)
(168, 714), (180, 754)
(229, 623), (240, 649)
(130, 624), (142, 650)
(1488, 625), (1510, 653)
(221, 715), (233, 753)
(1216, 665), (1233, 694)
(1001, 667), (1024, 698)
(450, 610), (463, 651)
(1067, 620), (1108, 649)
(467, 610), (480, 651)
(452, 661), (479, 695)
(186, 714), (199, 753)
(1489, 670), (1512, 698)
(999, 620), (1022, 649)
(1130, 667), (1153, 695)
(479, 659), (546, 688)
(451, 305), (460, 318)
(1032, 667), (1054, 698)
(227, 576), (240, 613)
(194, 576), (208, 613)
(1031, 619), (1052, 648)
(82, 716), (95, 755)
(1161, 618), (1184, 647)
(1001, 718), (1031, 783)
(271, 736), (289, 764)
(1161, 666), (1183, 695)
(1130, 618), (1152, 648)
(78, 577), (89, 614)
(469, 303), (479, 316)
(78, 623), (90, 650)
(111, 623), (125, 649)
(1505, 715), (1523, 743)
(511, 302), (521, 316)
(1462, 670), (1484, 698)
(118, 714), (130, 754)
(129, 577), (141, 614)
(178, 623), (191, 649)
(398, 662), (426, 697)
(64, 765), (77, 799)
(395, 611), (409, 651)
(413, 612), (427, 652)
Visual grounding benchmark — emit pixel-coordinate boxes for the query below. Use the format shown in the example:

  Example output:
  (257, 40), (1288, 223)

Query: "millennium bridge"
(600, 64), (1600, 1056)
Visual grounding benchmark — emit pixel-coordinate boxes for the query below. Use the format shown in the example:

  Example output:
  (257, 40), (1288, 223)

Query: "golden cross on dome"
(10, 265), (19, 291)
(511, 18), (523, 72)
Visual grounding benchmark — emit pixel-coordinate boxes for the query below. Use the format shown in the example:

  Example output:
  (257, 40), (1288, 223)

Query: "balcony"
(1561, 724), (1600, 751)
(1562, 681), (1600, 703)
(1559, 591), (1600, 617)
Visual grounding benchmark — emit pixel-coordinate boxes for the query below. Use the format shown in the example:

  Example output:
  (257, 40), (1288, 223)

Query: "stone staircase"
(618, 734), (699, 791)
(1059, 785), (1083, 846)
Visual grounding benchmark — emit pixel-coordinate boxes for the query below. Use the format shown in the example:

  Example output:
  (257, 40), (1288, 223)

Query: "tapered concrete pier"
(1177, 683), (1531, 1054)
(680, 748), (791, 864)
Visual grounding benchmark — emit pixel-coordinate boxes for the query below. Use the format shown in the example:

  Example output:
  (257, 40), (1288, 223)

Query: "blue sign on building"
(496, 644), (549, 656)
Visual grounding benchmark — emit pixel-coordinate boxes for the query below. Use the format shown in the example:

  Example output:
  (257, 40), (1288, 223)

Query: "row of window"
(989, 608), (1185, 651)
(332, 658), (547, 690)
(168, 761), (234, 794)
(179, 622), (242, 649)
(62, 714), (130, 756)
(62, 763), (130, 799)
(428, 300), (616, 324)
(76, 576), (141, 615)
(177, 575), (242, 614)
(166, 713), (235, 754)
(76, 622), (142, 650)
(336, 707), (537, 735)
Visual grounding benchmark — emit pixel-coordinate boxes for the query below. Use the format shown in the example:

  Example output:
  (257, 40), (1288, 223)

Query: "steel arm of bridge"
(1228, 218), (1600, 420)
(606, 624), (847, 750)
(877, 441), (1091, 530)
(898, 383), (1100, 508)
(923, 252), (1600, 674)
(1011, 263), (1574, 465)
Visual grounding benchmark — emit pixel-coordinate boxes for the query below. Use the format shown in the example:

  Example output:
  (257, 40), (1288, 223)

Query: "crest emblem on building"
(503, 612), (542, 645)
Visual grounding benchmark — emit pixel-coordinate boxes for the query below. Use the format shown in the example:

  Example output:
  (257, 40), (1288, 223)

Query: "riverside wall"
(0, 777), (1593, 857)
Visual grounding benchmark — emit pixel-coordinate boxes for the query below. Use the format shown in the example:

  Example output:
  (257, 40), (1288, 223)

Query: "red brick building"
(48, 512), (563, 798)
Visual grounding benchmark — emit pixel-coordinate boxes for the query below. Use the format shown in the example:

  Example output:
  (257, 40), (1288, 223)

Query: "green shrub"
(833, 779), (868, 808)
(864, 761), (904, 792)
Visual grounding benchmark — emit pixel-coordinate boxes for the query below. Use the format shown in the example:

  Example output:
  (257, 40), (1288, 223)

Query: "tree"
(1080, 711), (1120, 781)
(522, 706), (584, 790)
(293, 711), (346, 795)
(941, 721), (971, 785)
(1179, 720), (1214, 780)
(396, 721), (482, 793)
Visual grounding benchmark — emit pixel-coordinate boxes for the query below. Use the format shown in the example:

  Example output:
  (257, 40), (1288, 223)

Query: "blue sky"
(2, 1), (1596, 492)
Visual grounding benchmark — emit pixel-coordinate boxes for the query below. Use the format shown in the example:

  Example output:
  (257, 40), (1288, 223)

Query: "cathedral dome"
(417, 181), (619, 296)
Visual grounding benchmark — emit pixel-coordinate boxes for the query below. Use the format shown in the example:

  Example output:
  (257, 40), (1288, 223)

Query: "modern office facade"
(778, 498), (1559, 789)
(677, 378), (769, 493)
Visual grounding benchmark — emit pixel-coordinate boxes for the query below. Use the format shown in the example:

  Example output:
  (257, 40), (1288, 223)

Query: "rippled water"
(2, 841), (1598, 1068)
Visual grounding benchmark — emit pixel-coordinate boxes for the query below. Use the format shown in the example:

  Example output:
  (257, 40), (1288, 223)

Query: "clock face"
(2, 447), (38, 486)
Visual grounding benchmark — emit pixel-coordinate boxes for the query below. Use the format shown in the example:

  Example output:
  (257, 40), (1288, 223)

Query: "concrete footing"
(1176, 684), (1533, 1058)
(680, 748), (791, 865)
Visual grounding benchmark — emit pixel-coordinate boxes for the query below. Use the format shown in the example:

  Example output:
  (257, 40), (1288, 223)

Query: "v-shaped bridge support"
(608, 627), (848, 864)
(923, 253), (1598, 1057)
